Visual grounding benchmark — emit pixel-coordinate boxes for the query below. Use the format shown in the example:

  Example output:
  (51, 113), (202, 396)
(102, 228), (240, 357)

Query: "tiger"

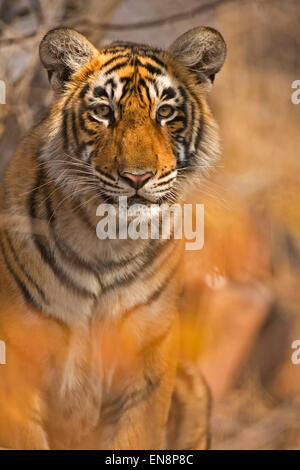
(0, 26), (226, 450)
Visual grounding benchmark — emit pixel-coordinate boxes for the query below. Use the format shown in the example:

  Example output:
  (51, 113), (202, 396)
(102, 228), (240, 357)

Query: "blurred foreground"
(0, 0), (299, 449)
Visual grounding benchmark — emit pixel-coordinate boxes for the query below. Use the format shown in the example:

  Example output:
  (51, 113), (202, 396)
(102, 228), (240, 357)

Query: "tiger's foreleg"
(0, 381), (49, 450)
(100, 319), (179, 450)
(0, 306), (49, 450)
(165, 361), (211, 450)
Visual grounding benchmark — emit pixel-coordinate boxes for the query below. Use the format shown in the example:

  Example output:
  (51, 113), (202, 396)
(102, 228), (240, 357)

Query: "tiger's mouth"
(91, 165), (179, 205)
(101, 192), (174, 207)
(127, 195), (152, 205)
(101, 194), (159, 206)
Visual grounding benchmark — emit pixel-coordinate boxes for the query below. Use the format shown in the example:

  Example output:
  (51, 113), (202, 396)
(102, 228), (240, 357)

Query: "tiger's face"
(70, 49), (184, 204)
(40, 28), (226, 206)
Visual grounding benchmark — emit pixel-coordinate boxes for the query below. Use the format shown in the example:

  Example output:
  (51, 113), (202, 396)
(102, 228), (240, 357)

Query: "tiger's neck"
(2, 157), (180, 325)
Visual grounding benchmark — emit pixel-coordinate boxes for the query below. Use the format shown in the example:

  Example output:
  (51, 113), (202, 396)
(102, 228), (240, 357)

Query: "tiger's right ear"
(39, 28), (98, 93)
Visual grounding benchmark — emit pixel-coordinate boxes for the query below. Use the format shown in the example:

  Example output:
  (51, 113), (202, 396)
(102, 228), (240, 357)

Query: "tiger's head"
(39, 27), (226, 206)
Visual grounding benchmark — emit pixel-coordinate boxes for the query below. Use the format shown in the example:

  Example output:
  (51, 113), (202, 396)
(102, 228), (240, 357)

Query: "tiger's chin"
(127, 195), (155, 205)
(101, 193), (177, 207)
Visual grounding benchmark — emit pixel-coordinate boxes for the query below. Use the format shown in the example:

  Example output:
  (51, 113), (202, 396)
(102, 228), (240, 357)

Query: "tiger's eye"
(94, 104), (111, 118)
(157, 105), (174, 119)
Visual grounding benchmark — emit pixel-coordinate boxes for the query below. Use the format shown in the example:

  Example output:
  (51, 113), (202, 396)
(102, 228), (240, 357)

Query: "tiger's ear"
(169, 26), (226, 86)
(39, 28), (98, 93)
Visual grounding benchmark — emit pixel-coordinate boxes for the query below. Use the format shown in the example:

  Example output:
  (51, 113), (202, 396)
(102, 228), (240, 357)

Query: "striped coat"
(0, 26), (225, 449)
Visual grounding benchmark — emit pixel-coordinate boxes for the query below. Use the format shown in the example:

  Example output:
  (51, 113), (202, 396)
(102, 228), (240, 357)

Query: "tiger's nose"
(120, 171), (154, 189)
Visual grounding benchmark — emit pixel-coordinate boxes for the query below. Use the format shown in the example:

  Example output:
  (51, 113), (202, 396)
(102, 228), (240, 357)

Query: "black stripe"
(29, 171), (97, 301)
(61, 108), (69, 151)
(52, 237), (101, 282)
(144, 54), (166, 68)
(94, 174), (120, 189)
(79, 84), (90, 99)
(104, 60), (129, 76)
(136, 59), (162, 75)
(32, 233), (97, 300)
(194, 100), (204, 151)
(101, 239), (173, 293)
(182, 85), (204, 158)
(71, 111), (80, 151)
(158, 169), (174, 179)
(162, 87), (176, 100)
(83, 139), (96, 146)
(61, 89), (78, 150)
(104, 78), (117, 98)
(136, 84), (146, 106)
(0, 235), (40, 308)
(93, 86), (108, 99)
(154, 177), (176, 188)
(154, 187), (174, 194)
(153, 80), (159, 98)
(103, 47), (133, 55)
(87, 112), (115, 128)
(43, 184), (101, 281)
(79, 114), (97, 136)
(102, 375), (160, 422)
(145, 259), (179, 305)
(97, 238), (158, 275)
(4, 231), (49, 304)
(168, 115), (186, 126)
(139, 77), (152, 104)
(101, 54), (129, 69)
(96, 168), (117, 182)
(190, 99), (196, 153)
(177, 87), (188, 132)
(119, 77), (131, 103)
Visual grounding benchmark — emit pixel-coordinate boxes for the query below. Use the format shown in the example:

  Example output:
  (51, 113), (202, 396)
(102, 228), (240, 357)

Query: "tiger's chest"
(45, 341), (103, 448)
(21, 234), (176, 323)
(42, 315), (152, 448)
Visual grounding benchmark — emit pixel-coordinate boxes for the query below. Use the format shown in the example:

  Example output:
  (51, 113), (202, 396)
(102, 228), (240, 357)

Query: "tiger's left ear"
(40, 28), (98, 93)
(169, 26), (226, 86)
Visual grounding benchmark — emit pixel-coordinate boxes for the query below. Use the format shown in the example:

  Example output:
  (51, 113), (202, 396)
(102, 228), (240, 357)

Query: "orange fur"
(0, 26), (226, 449)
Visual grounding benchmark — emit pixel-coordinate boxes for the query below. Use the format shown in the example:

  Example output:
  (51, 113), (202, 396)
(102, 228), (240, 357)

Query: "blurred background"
(0, 0), (299, 449)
